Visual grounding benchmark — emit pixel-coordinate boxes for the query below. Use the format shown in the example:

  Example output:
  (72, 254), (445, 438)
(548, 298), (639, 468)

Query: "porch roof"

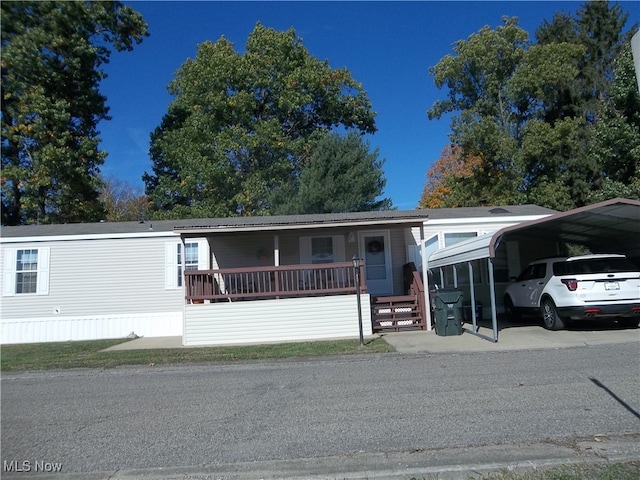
(173, 210), (430, 235)
(172, 205), (554, 236)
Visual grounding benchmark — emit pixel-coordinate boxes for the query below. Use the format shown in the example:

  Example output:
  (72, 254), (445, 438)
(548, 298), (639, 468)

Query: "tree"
(587, 43), (640, 202)
(99, 176), (151, 222)
(272, 132), (392, 214)
(418, 145), (482, 208)
(425, 2), (635, 210)
(536, 0), (631, 124)
(144, 23), (377, 218)
(427, 17), (583, 206)
(1, 1), (148, 225)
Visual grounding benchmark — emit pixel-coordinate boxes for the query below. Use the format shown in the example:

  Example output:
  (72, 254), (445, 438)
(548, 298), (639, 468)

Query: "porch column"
(273, 235), (280, 266)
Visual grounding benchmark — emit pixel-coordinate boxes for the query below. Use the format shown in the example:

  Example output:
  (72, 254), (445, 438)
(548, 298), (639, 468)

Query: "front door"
(359, 230), (393, 295)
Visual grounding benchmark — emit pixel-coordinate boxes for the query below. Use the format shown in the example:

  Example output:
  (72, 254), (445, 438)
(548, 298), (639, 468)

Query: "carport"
(424, 198), (640, 342)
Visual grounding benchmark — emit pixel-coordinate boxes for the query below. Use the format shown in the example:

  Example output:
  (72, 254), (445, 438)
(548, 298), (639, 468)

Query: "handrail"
(410, 270), (426, 322)
(184, 261), (367, 303)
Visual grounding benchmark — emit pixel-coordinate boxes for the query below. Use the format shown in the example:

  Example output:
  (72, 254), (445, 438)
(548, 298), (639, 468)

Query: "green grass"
(450, 460), (639, 480)
(0, 336), (394, 372)
(408, 460), (640, 479)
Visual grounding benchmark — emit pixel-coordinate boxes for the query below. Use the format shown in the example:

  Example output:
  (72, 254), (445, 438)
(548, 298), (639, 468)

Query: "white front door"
(359, 230), (393, 295)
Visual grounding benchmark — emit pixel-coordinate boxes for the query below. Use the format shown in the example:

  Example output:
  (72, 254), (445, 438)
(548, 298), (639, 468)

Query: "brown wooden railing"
(184, 261), (366, 303)
(372, 263), (426, 331)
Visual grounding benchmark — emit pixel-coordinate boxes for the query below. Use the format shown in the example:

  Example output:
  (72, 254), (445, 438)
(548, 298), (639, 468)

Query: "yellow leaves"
(419, 145), (483, 208)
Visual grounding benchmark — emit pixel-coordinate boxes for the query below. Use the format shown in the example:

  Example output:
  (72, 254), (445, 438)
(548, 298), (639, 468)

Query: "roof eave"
(175, 217), (429, 235)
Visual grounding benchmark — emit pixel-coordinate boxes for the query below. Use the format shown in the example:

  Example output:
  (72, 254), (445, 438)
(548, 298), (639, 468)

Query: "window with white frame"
(3, 247), (50, 296)
(311, 237), (334, 264)
(177, 242), (199, 287)
(300, 236), (345, 265)
(444, 231), (477, 247)
(165, 241), (207, 289)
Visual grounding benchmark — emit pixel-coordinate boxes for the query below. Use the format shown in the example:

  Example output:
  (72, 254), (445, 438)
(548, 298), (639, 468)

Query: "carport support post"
(468, 262), (478, 333)
(420, 236), (432, 331)
(487, 258), (498, 342)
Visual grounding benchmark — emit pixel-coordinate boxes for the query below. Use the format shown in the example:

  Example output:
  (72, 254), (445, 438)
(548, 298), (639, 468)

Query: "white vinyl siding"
(184, 294), (372, 346)
(2, 247), (50, 296)
(1, 235), (184, 324)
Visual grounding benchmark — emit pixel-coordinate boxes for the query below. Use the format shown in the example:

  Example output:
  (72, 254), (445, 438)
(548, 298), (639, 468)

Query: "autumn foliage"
(419, 145), (481, 208)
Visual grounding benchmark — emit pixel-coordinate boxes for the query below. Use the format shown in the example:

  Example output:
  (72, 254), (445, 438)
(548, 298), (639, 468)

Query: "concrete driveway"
(104, 321), (639, 353)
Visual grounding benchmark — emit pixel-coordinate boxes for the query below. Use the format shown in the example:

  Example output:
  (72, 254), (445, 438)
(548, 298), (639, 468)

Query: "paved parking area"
(104, 322), (639, 353)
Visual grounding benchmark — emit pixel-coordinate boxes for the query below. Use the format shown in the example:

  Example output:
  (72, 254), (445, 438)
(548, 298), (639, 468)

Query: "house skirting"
(1, 311), (183, 344)
(184, 294), (372, 346)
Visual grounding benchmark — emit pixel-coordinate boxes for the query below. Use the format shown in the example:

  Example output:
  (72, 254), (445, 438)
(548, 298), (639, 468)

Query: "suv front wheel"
(541, 298), (565, 331)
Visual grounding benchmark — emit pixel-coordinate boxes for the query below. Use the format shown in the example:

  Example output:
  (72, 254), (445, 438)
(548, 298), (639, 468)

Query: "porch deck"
(185, 261), (428, 332)
(185, 261), (366, 303)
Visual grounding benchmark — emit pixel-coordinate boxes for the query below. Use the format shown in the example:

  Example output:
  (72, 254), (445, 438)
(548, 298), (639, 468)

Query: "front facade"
(1, 221), (188, 344)
(1, 206), (553, 345)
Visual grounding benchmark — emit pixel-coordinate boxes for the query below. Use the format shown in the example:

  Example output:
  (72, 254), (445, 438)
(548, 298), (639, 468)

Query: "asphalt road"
(2, 343), (639, 477)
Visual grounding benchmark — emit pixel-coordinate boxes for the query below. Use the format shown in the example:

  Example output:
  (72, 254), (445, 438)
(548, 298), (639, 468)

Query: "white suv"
(504, 254), (640, 330)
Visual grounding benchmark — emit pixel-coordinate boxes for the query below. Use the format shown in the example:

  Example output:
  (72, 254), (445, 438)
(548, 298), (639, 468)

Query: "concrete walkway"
(104, 324), (639, 353)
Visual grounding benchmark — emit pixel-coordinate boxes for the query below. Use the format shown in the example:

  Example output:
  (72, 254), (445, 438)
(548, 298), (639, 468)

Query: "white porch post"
(420, 224), (432, 331)
(274, 235), (280, 266)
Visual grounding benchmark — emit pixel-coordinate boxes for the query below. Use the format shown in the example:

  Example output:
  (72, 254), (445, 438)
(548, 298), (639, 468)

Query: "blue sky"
(98, 1), (637, 210)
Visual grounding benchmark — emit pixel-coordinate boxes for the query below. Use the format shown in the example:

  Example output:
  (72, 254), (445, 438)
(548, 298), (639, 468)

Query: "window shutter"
(36, 247), (50, 295)
(3, 248), (17, 296)
(165, 242), (178, 289)
(299, 237), (311, 265)
(333, 235), (345, 262)
(197, 241), (209, 269)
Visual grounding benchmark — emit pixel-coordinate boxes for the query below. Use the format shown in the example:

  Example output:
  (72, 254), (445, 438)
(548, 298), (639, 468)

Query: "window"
(165, 241), (206, 289)
(444, 232), (477, 247)
(311, 237), (334, 264)
(177, 242), (199, 287)
(516, 263), (546, 282)
(16, 249), (38, 293)
(300, 236), (345, 265)
(3, 247), (50, 296)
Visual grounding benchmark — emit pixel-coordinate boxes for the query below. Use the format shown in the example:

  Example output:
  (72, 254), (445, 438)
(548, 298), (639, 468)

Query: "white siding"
(1, 234), (187, 344)
(1, 311), (182, 344)
(184, 294), (373, 346)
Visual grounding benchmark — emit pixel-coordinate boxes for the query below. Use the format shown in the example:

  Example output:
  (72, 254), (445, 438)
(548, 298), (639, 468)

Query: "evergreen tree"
(1, 1), (148, 225)
(272, 132), (392, 214)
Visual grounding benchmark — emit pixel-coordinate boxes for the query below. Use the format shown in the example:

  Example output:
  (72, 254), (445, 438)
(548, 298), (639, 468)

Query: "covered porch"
(173, 211), (432, 346)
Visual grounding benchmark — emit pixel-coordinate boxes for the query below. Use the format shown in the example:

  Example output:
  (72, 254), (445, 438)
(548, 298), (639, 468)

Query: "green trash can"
(434, 289), (463, 336)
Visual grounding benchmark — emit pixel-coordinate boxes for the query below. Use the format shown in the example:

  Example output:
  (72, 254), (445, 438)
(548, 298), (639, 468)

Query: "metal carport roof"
(425, 198), (640, 342)
(428, 198), (640, 268)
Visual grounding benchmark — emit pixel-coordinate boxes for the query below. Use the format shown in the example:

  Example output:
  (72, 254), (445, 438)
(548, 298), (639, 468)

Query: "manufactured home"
(1, 206), (555, 345)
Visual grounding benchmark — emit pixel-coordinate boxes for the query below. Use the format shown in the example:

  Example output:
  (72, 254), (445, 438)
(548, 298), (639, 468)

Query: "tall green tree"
(272, 132), (392, 214)
(425, 1), (635, 210)
(536, 0), (631, 124)
(1, 1), (148, 225)
(587, 43), (640, 202)
(144, 23), (377, 218)
(427, 16), (583, 207)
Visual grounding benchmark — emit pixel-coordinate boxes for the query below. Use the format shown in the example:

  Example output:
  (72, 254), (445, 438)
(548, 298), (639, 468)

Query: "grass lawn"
(451, 460), (640, 479)
(0, 336), (394, 372)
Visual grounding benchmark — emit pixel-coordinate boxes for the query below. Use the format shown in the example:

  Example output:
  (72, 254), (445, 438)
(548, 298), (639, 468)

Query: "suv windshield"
(553, 257), (638, 276)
